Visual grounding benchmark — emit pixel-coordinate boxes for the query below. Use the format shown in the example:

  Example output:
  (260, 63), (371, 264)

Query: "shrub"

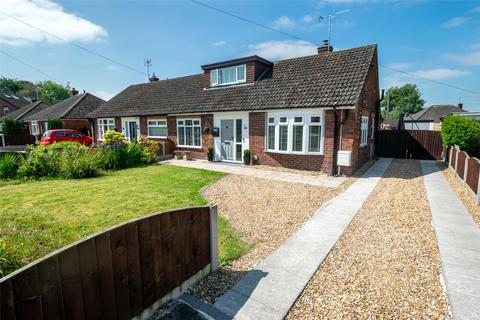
(2, 119), (21, 135)
(0, 153), (19, 179)
(442, 115), (480, 154)
(139, 135), (159, 163)
(96, 145), (122, 170)
(104, 130), (126, 145)
(47, 118), (63, 130)
(58, 143), (99, 179)
(18, 144), (58, 177)
(123, 142), (144, 167)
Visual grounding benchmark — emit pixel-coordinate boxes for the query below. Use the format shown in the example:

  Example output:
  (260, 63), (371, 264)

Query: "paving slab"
(421, 160), (480, 320)
(213, 158), (392, 320)
(161, 159), (346, 188)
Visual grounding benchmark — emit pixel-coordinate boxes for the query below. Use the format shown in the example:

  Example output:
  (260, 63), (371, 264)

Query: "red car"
(41, 129), (93, 146)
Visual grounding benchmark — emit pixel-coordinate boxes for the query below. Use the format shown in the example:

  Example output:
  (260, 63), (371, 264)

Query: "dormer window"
(211, 65), (246, 87)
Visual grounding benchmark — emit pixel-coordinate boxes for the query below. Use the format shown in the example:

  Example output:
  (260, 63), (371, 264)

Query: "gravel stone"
(286, 159), (451, 319)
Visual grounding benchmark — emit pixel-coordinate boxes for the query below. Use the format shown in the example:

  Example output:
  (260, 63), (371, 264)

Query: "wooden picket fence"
(448, 146), (480, 205)
(0, 206), (218, 320)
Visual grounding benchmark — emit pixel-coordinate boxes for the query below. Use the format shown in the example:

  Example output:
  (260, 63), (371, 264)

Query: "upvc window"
(210, 65), (246, 86)
(98, 118), (115, 140)
(44, 122), (49, 131)
(31, 121), (39, 135)
(360, 116), (369, 147)
(266, 113), (323, 155)
(3, 107), (9, 115)
(148, 119), (167, 138)
(177, 119), (201, 148)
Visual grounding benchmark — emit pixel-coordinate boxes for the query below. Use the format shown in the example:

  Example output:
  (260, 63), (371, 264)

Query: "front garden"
(0, 132), (248, 277)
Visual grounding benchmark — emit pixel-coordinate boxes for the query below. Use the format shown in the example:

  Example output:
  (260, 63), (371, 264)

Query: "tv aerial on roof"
(319, 9), (350, 48)
(144, 59), (152, 77)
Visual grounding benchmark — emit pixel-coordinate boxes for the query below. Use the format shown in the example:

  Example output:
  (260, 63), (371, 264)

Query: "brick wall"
(0, 100), (21, 117)
(166, 114), (213, 159)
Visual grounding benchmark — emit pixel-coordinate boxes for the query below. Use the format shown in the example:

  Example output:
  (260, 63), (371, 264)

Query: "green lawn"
(0, 164), (248, 276)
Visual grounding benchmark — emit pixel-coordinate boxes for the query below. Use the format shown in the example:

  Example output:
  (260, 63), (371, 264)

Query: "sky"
(0, 0), (479, 110)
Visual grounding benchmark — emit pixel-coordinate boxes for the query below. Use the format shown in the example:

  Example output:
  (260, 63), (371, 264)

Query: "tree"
(381, 84), (425, 118)
(36, 81), (70, 105)
(442, 115), (480, 155)
(0, 77), (22, 94)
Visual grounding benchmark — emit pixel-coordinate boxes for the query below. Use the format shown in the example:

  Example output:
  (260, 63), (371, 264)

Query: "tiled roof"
(406, 105), (467, 123)
(87, 44), (377, 118)
(0, 101), (50, 122)
(0, 92), (31, 108)
(25, 93), (104, 121)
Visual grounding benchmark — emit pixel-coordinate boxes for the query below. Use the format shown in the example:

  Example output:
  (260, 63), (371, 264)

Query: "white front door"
(121, 117), (140, 142)
(214, 112), (249, 163)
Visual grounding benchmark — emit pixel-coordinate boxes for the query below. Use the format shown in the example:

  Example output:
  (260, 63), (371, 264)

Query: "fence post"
(476, 162), (480, 206)
(449, 147), (453, 168)
(463, 154), (469, 185)
(209, 206), (219, 272)
(454, 146), (459, 177)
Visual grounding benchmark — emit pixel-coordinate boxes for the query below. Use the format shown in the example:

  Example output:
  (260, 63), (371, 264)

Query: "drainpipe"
(331, 106), (339, 176)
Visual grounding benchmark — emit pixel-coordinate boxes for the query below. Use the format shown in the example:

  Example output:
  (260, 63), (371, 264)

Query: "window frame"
(31, 121), (39, 135)
(265, 112), (324, 155)
(3, 107), (9, 115)
(360, 116), (369, 147)
(97, 118), (115, 141)
(147, 118), (168, 138)
(176, 118), (202, 149)
(210, 64), (247, 87)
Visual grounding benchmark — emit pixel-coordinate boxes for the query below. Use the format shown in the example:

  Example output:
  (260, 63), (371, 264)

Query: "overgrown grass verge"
(0, 164), (248, 276)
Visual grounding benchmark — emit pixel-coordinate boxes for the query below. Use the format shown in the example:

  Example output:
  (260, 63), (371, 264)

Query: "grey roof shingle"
(87, 44), (377, 118)
(406, 105), (467, 123)
(0, 101), (50, 122)
(0, 92), (31, 108)
(24, 93), (105, 121)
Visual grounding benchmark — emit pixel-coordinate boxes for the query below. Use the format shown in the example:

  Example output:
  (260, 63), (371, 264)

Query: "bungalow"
(0, 100), (50, 132)
(0, 92), (31, 117)
(24, 89), (105, 137)
(404, 104), (466, 131)
(87, 43), (380, 175)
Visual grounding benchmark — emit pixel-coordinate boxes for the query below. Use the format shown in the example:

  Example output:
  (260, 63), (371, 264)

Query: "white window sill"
(177, 145), (203, 149)
(265, 150), (324, 156)
(360, 143), (368, 148)
(147, 136), (167, 139)
(211, 80), (246, 87)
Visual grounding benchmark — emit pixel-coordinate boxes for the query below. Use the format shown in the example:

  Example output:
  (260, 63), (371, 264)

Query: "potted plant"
(207, 145), (214, 161)
(243, 149), (251, 165)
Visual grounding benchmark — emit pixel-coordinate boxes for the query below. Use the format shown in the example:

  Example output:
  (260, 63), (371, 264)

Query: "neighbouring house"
(404, 104), (466, 131)
(0, 92), (31, 117)
(0, 100), (51, 132)
(87, 43), (380, 175)
(24, 89), (105, 137)
(380, 119), (398, 130)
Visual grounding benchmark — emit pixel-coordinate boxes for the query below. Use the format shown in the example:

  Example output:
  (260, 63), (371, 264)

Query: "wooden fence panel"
(376, 130), (443, 160)
(466, 157), (480, 194)
(457, 152), (467, 180)
(0, 135), (36, 147)
(0, 206), (213, 320)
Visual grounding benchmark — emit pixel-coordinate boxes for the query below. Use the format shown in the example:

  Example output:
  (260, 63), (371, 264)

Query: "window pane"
(236, 144), (242, 161)
(220, 67), (236, 84)
(311, 116), (320, 123)
(268, 126), (275, 150)
(293, 126), (303, 152)
(294, 117), (302, 123)
(193, 120), (200, 125)
(185, 120), (192, 126)
(194, 127), (201, 146)
(268, 117), (275, 124)
(178, 120), (184, 125)
(309, 125), (321, 152)
(236, 65), (245, 81)
(178, 127), (185, 145)
(279, 117), (287, 123)
(149, 126), (166, 137)
(236, 119), (242, 143)
(186, 127), (193, 146)
(211, 70), (218, 85)
(279, 126), (288, 151)
(148, 121), (156, 126)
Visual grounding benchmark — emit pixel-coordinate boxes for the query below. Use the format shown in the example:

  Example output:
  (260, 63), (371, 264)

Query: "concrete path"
(421, 161), (480, 320)
(213, 158), (392, 320)
(161, 159), (346, 188)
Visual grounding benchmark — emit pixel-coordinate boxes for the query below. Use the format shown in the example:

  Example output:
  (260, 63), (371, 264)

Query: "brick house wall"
(62, 119), (91, 136)
(0, 99), (21, 117)
(166, 114), (213, 159)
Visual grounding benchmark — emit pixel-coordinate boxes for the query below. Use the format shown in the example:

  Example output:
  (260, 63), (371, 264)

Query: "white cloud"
(247, 40), (317, 60)
(302, 15), (314, 23)
(0, 0), (107, 46)
(412, 68), (471, 80)
(442, 17), (469, 28)
(469, 6), (480, 13)
(272, 16), (295, 29)
(95, 90), (115, 101)
(212, 41), (226, 47)
(445, 43), (480, 66)
(384, 63), (414, 70)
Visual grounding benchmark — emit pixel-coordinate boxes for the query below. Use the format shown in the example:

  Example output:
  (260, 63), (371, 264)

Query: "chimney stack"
(149, 73), (159, 82)
(458, 103), (463, 110)
(70, 88), (79, 96)
(317, 40), (333, 54)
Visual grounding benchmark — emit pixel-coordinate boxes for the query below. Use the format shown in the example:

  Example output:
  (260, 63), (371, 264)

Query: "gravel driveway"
(188, 173), (350, 303)
(287, 159), (451, 319)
